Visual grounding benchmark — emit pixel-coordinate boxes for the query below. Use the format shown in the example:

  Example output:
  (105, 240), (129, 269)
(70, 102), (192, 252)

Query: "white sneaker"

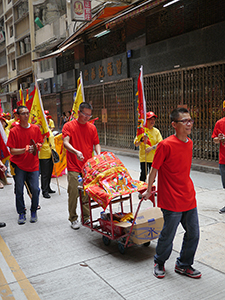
(71, 220), (80, 230)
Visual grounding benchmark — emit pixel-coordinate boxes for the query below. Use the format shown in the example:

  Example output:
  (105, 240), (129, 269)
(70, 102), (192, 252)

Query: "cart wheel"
(102, 236), (110, 246)
(118, 242), (125, 254)
(143, 241), (151, 247)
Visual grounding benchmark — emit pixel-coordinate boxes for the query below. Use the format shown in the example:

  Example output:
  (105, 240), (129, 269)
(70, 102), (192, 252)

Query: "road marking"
(0, 236), (40, 299)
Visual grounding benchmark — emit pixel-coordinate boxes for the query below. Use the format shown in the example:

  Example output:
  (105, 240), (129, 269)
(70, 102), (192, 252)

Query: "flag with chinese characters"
(136, 65), (147, 142)
(70, 72), (85, 120)
(29, 81), (49, 138)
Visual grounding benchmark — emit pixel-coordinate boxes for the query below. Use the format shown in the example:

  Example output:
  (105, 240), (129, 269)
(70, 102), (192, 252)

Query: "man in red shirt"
(63, 102), (101, 230)
(143, 107), (201, 279)
(212, 114), (225, 213)
(7, 106), (43, 225)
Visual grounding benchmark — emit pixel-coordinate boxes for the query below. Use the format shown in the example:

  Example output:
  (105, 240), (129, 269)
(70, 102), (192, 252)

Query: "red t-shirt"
(152, 135), (196, 212)
(62, 119), (100, 172)
(7, 124), (43, 172)
(212, 117), (225, 164)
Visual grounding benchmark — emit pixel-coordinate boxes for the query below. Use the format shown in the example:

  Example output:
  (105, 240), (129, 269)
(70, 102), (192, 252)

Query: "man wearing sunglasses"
(143, 107), (201, 279)
(63, 102), (101, 230)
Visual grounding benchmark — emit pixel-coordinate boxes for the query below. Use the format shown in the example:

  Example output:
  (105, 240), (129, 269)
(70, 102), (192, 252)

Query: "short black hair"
(79, 102), (93, 111)
(170, 107), (189, 122)
(17, 105), (28, 115)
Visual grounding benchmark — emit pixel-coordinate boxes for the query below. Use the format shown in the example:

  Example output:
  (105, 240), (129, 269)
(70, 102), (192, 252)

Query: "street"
(0, 153), (225, 300)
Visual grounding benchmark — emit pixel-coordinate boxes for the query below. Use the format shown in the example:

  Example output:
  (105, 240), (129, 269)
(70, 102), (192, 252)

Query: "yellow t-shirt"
(39, 131), (56, 159)
(49, 119), (55, 130)
(134, 127), (163, 162)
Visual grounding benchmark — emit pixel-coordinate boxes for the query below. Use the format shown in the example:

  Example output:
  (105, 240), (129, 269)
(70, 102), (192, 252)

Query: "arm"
(142, 167), (158, 199)
(94, 144), (101, 155)
(63, 135), (84, 161)
(10, 145), (35, 155)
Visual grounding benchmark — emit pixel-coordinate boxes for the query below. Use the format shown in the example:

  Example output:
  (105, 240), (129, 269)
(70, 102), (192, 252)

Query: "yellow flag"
(71, 72), (85, 120)
(29, 81), (50, 138)
(52, 133), (67, 177)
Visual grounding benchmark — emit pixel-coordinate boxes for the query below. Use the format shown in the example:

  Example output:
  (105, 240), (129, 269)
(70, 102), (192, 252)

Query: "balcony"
(35, 15), (67, 52)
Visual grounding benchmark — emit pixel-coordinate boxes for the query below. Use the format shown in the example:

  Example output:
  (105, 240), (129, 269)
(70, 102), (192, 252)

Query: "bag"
(52, 149), (60, 163)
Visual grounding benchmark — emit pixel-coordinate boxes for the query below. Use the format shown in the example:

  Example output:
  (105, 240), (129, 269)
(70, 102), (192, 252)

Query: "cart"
(78, 186), (158, 254)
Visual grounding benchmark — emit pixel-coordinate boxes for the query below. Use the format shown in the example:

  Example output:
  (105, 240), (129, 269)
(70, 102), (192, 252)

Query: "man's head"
(171, 107), (194, 136)
(78, 102), (93, 124)
(0, 115), (8, 128)
(17, 106), (30, 126)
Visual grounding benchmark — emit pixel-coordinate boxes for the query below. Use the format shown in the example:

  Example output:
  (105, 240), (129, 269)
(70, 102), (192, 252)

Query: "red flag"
(26, 87), (35, 112)
(136, 66), (147, 141)
(89, 117), (99, 125)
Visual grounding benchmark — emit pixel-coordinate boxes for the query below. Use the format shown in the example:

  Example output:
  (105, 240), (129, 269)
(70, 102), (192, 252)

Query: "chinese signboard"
(82, 53), (127, 85)
(71, 0), (92, 22)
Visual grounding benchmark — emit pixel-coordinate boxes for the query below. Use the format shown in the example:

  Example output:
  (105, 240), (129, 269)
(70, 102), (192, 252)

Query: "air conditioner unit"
(24, 37), (30, 44)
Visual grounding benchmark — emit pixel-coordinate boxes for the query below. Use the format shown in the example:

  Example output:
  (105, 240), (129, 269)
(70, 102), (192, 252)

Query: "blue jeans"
(15, 166), (40, 214)
(154, 207), (199, 268)
(219, 164), (225, 188)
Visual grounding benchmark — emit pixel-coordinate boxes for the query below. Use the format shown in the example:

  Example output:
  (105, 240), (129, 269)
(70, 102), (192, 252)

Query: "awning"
(59, 6), (128, 48)
(105, 0), (168, 28)
(32, 40), (79, 62)
(2, 69), (32, 86)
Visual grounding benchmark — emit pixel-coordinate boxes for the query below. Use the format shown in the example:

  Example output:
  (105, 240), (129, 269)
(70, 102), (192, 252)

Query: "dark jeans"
(40, 158), (53, 195)
(154, 207), (199, 268)
(219, 164), (225, 188)
(15, 166), (39, 214)
(140, 162), (152, 182)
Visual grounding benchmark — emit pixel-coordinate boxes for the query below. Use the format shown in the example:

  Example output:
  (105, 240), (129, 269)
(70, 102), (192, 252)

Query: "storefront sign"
(71, 0), (92, 22)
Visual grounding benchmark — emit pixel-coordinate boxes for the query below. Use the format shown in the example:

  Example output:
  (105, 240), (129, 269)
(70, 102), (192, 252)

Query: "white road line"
(0, 252), (27, 300)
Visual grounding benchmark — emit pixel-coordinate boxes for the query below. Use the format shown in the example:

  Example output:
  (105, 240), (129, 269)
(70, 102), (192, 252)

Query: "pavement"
(0, 148), (225, 300)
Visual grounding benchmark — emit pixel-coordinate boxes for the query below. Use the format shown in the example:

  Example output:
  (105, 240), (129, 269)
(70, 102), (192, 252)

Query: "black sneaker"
(153, 263), (165, 278)
(175, 264), (202, 278)
(219, 206), (225, 213)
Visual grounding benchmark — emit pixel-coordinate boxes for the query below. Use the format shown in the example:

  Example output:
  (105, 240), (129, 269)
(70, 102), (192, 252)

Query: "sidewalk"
(0, 151), (225, 299)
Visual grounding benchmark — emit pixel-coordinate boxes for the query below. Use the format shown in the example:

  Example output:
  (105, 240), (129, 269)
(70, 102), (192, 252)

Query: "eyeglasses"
(19, 112), (30, 116)
(80, 111), (92, 118)
(175, 119), (194, 125)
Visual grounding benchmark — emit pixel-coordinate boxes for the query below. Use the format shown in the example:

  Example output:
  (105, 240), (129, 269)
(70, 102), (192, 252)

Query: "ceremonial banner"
(70, 72), (85, 120)
(136, 65), (147, 142)
(82, 152), (148, 210)
(52, 133), (67, 177)
(26, 87), (35, 112)
(29, 81), (49, 138)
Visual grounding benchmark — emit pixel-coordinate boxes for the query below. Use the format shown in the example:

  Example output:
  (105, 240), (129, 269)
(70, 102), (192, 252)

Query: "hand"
(145, 147), (153, 153)
(76, 150), (84, 161)
(142, 190), (151, 200)
(25, 145), (35, 154)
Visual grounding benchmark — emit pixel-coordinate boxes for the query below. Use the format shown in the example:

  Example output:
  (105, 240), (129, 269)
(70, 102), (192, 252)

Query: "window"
(9, 25), (13, 37)
(12, 59), (15, 70)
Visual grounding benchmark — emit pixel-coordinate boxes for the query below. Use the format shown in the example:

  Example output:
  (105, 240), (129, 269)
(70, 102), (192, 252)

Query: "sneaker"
(219, 206), (225, 213)
(30, 211), (38, 223)
(71, 220), (80, 230)
(18, 213), (26, 225)
(153, 263), (165, 278)
(175, 264), (202, 278)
